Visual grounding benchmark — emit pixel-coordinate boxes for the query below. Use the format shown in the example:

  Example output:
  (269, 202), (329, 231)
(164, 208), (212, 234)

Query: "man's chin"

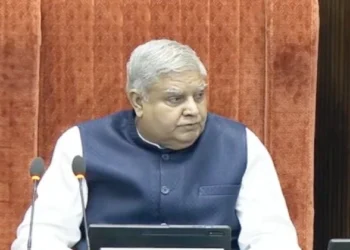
(177, 133), (201, 146)
(164, 128), (203, 150)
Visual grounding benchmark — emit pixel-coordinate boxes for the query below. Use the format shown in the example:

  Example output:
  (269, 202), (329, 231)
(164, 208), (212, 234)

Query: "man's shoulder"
(76, 109), (133, 130)
(207, 113), (265, 152)
(207, 112), (247, 133)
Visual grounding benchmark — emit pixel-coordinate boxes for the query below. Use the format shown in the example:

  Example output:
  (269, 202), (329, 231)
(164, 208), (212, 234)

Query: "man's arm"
(236, 128), (301, 250)
(11, 126), (87, 250)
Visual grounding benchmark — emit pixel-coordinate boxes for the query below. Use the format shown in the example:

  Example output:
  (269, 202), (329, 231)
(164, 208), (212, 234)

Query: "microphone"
(27, 157), (45, 250)
(72, 155), (90, 250)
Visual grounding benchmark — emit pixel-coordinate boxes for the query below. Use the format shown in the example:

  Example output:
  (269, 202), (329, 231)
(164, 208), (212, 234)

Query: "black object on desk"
(88, 224), (231, 250)
(328, 239), (350, 250)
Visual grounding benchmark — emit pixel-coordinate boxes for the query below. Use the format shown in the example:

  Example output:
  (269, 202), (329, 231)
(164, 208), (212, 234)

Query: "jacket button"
(161, 154), (169, 160)
(161, 186), (170, 195)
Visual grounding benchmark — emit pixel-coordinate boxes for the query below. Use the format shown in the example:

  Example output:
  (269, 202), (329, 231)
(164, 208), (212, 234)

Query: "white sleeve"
(236, 128), (301, 250)
(11, 126), (88, 250)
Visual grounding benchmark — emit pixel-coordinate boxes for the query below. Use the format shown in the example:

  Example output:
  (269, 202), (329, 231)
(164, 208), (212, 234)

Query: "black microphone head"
(29, 157), (45, 179)
(72, 155), (86, 177)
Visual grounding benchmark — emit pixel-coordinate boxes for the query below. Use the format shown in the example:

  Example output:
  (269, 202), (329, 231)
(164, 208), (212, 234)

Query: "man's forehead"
(148, 71), (207, 94)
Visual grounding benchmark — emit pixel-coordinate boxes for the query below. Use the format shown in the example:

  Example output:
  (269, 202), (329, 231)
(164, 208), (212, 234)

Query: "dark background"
(314, 0), (350, 249)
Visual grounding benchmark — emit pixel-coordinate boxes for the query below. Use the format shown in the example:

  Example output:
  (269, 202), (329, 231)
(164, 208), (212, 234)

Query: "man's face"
(136, 70), (208, 150)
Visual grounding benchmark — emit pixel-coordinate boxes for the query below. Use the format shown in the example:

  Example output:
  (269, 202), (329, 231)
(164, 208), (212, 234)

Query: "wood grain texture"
(0, 0), (41, 249)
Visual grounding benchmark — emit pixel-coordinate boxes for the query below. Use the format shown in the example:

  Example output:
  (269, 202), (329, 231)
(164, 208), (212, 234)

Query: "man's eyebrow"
(197, 83), (208, 91)
(164, 87), (183, 94)
(164, 83), (208, 94)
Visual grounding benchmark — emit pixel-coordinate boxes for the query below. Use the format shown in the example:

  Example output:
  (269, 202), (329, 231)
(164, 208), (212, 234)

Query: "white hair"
(126, 39), (207, 94)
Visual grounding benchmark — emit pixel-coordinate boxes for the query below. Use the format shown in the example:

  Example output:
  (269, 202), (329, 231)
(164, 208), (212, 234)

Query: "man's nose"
(183, 97), (199, 116)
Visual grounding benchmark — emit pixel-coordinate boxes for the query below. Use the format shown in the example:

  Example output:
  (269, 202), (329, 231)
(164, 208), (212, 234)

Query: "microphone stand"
(27, 179), (38, 250)
(78, 178), (91, 250)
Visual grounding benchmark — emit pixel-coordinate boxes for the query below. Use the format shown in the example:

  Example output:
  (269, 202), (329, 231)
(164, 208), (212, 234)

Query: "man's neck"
(136, 128), (163, 149)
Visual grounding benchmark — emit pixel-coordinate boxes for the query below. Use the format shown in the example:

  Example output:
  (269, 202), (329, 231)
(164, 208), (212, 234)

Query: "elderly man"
(12, 39), (300, 250)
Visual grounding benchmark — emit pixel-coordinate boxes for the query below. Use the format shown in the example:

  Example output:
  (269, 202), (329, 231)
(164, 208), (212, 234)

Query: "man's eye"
(194, 92), (205, 101)
(168, 96), (183, 103)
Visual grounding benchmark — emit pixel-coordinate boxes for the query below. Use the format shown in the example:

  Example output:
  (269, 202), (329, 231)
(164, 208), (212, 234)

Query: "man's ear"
(127, 89), (145, 117)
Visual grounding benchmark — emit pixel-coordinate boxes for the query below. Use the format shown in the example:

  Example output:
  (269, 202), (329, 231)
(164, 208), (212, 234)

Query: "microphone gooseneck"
(72, 155), (90, 250)
(27, 157), (45, 250)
